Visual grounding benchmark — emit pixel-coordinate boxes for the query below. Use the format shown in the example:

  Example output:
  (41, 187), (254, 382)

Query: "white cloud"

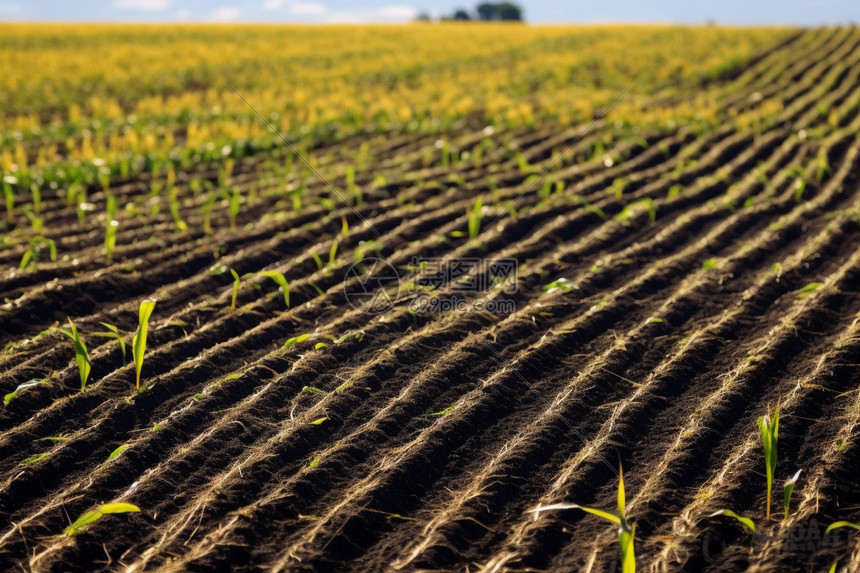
(114, 0), (171, 10)
(325, 5), (418, 22)
(175, 8), (191, 19)
(289, 2), (327, 15)
(212, 6), (241, 20)
(0, 2), (20, 14)
(263, 0), (287, 9)
(378, 4), (418, 19)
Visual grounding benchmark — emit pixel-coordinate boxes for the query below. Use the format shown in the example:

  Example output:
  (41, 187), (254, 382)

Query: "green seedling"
(468, 196), (483, 239)
(816, 151), (832, 182)
(710, 509), (755, 533)
(616, 198), (656, 223)
(329, 240), (338, 268)
(60, 318), (91, 392)
(4, 379), (43, 407)
(759, 402), (779, 521)
(22, 206), (43, 231)
(3, 175), (15, 222)
(132, 299), (156, 393)
(310, 417), (328, 425)
(532, 463), (635, 572)
(796, 282), (821, 299)
(783, 469), (801, 521)
(105, 195), (119, 264)
(301, 385), (328, 395)
(311, 252), (324, 272)
(258, 271), (290, 307)
(20, 236), (57, 270)
(64, 503), (140, 536)
(314, 342), (328, 350)
(229, 269), (241, 310)
(229, 185), (241, 231)
(702, 258), (718, 270)
(825, 521), (860, 534)
(284, 334), (312, 349)
(92, 322), (126, 361)
(201, 191), (218, 234)
(169, 184), (187, 232)
(218, 158), (235, 188)
(20, 453), (51, 466)
(108, 444), (128, 461)
(542, 278), (577, 294)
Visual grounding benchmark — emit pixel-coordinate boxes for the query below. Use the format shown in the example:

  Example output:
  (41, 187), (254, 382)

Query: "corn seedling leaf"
(710, 509), (756, 533)
(310, 417), (328, 425)
(284, 334), (311, 349)
(783, 469), (801, 521)
(132, 300), (156, 393)
(4, 379), (42, 406)
(108, 444), (129, 461)
(19, 453), (51, 466)
(258, 271), (290, 308)
(796, 282), (821, 299)
(229, 268), (240, 310)
(825, 521), (860, 535)
(759, 402), (779, 520)
(301, 385), (328, 395)
(93, 322), (126, 361)
(60, 318), (91, 392)
(64, 511), (102, 536)
(99, 503), (140, 515)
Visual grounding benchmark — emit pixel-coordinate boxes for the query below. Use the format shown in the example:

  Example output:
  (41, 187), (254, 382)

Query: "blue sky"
(0, 0), (856, 25)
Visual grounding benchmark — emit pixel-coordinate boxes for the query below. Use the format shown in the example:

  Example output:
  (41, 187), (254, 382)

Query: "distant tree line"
(415, 3), (524, 22)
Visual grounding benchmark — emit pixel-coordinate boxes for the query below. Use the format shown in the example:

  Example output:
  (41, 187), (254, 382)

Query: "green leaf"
(132, 300), (156, 392)
(99, 503), (140, 515)
(301, 385), (328, 395)
(258, 271), (290, 308)
(61, 318), (90, 392)
(19, 452), (51, 466)
(796, 282), (822, 299)
(783, 469), (801, 521)
(4, 379), (42, 406)
(108, 444), (129, 461)
(710, 509), (755, 533)
(825, 521), (860, 535)
(284, 333), (311, 349)
(310, 417), (328, 425)
(64, 511), (102, 536)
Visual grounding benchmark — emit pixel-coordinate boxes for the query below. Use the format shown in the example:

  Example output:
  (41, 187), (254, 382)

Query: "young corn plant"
(533, 463), (635, 572)
(228, 185), (241, 231)
(229, 269), (241, 310)
(3, 175), (15, 223)
(760, 403), (779, 521)
(60, 318), (91, 392)
(712, 403), (802, 530)
(64, 503), (140, 536)
(104, 194), (119, 264)
(468, 196), (483, 239)
(20, 236), (57, 270)
(132, 300), (156, 393)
